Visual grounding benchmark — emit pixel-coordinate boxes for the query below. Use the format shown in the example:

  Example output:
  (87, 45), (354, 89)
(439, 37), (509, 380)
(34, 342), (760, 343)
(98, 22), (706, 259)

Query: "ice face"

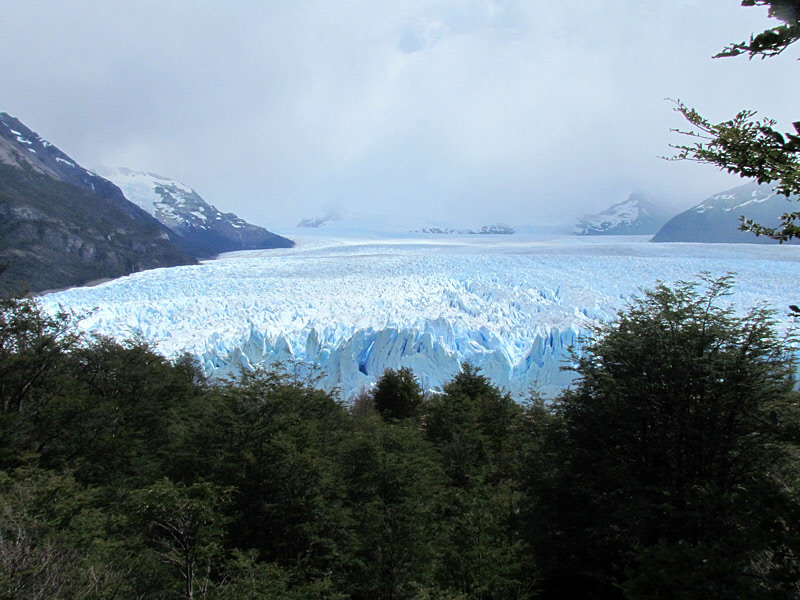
(40, 233), (800, 400)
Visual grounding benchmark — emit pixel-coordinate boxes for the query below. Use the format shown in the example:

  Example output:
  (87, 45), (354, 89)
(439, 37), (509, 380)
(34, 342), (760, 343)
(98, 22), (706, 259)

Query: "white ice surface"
(40, 234), (800, 400)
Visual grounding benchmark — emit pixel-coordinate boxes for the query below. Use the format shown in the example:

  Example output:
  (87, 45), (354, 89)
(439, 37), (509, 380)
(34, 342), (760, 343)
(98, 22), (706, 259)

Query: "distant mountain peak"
(101, 167), (294, 257)
(297, 203), (349, 228)
(574, 192), (672, 236)
(692, 181), (775, 214)
(652, 181), (798, 244)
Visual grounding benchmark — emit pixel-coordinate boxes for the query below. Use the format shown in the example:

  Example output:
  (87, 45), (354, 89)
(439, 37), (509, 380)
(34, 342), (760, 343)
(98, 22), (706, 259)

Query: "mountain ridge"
(652, 181), (799, 243)
(574, 192), (674, 235)
(0, 112), (197, 296)
(100, 167), (294, 258)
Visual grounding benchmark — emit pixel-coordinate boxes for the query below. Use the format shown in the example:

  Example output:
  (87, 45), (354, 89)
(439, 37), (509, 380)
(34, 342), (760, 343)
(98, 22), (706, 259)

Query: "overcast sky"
(2, 1), (798, 229)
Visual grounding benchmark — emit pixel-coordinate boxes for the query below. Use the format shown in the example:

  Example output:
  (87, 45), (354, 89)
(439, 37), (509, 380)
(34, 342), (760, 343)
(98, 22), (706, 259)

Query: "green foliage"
(0, 467), (132, 599)
(373, 367), (424, 421)
(668, 100), (800, 241)
(424, 364), (527, 486)
(180, 367), (350, 576)
(129, 478), (234, 599)
(336, 415), (444, 599)
(1, 291), (797, 599)
(716, 1), (800, 59)
(534, 275), (800, 598)
(423, 364), (539, 599)
(669, 2), (800, 241)
(0, 297), (80, 414)
(29, 335), (203, 488)
(213, 549), (345, 600)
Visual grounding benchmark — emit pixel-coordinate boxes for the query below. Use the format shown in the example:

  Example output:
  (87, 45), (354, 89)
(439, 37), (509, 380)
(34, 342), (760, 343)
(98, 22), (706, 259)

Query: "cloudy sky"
(2, 1), (798, 229)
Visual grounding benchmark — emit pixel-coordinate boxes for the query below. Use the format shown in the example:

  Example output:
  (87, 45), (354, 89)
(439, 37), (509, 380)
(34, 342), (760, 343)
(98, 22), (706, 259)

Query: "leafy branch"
(666, 99), (800, 241)
(715, 0), (800, 58)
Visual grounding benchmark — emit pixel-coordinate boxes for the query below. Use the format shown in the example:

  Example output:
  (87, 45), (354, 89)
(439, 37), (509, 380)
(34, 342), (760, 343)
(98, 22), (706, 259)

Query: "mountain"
(421, 224), (515, 235)
(297, 204), (348, 228)
(575, 193), (673, 235)
(652, 181), (799, 243)
(101, 168), (293, 258)
(295, 205), (518, 236)
(0, 112), (197, 296)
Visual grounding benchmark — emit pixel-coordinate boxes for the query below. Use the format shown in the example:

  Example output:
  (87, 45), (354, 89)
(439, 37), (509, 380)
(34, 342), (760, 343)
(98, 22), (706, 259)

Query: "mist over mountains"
(2, 108), (799, 300)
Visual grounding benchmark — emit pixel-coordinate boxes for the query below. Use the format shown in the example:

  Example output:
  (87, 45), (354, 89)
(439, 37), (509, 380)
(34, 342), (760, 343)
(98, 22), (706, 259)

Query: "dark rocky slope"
(0, 113), (196, 296)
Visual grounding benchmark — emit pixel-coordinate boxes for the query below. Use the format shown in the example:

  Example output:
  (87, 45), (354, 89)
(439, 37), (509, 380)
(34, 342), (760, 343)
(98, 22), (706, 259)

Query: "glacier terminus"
(40, 233), (800, 400)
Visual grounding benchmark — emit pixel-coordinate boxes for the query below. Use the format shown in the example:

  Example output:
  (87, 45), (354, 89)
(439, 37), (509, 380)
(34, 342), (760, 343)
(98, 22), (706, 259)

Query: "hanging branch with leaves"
(668, 1), (800, 241)
(667, 100), (800, 241)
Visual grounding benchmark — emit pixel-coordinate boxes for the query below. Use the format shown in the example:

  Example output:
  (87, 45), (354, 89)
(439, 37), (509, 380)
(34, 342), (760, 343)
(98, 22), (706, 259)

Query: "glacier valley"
(40, 233), (800, 399)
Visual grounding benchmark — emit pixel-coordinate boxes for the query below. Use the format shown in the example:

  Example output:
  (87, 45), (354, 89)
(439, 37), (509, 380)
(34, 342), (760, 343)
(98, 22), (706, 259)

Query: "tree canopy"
(533, 275), (800, 598)
(716, 1), (800, 59)
(1, 289), (798, 598)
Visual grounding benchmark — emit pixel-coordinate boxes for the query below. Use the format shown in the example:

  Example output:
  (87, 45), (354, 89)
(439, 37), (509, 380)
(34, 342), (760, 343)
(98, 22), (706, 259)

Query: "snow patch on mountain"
(98, 167), (294, 257)
(694, 184), (774, 214)
(653, 181), (799, 244)
(575, 193), (672, 235)
(98, 167), (224, 232)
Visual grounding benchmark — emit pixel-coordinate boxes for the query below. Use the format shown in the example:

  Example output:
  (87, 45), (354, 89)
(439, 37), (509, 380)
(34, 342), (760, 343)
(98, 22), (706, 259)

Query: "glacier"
(40, 233), (800, 399)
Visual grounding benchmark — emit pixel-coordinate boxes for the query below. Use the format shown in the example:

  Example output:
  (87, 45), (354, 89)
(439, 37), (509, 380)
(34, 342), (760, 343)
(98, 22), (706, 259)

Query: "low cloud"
(1, 0), (794, 228)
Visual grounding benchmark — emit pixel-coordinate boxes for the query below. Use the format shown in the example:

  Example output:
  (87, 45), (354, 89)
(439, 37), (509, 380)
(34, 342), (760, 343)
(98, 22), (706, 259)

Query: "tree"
(716, 1), (800, 59)
(0, 297), (80, 414)
(129, 478), (233, 599)
(0, 467), (131, 599)
(372, 367), (424, 421)
(533, 276), (800, 598)
(423, 365), (537, 599)
(670, 1), (800, 242)
(183, 367), (349, 579)
(24, 335), (204, 489)
(336, 415), (444, 599)
(424, 364), (525, 487)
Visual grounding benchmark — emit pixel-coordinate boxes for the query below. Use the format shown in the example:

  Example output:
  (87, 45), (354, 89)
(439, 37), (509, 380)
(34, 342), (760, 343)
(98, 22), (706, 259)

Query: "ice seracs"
(40, 233), (800, 400)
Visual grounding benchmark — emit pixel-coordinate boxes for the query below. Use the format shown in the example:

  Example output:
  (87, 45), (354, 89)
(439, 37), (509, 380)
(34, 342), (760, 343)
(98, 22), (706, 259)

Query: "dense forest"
(1, 275), (799, 599)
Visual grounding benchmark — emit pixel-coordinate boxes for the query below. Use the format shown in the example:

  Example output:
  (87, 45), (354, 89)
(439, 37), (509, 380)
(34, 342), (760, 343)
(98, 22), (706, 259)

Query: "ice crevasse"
(40, 235), (800, 400)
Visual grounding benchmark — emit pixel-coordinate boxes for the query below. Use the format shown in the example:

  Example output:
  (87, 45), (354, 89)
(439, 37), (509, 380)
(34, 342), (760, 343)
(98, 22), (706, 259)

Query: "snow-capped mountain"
(0, 114), (172, 222)
(575, 193), (673, 235)
(39, 234), (800, 400)
(295, 205), (516, 236)
(101, 167), (293, 257)
(652, 181), (799, 243)
(0, 113), (196, 295)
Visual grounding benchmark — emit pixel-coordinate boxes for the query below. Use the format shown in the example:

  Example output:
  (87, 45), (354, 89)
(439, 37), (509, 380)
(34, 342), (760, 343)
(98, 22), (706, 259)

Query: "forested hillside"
(1, 277), (798, 599)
